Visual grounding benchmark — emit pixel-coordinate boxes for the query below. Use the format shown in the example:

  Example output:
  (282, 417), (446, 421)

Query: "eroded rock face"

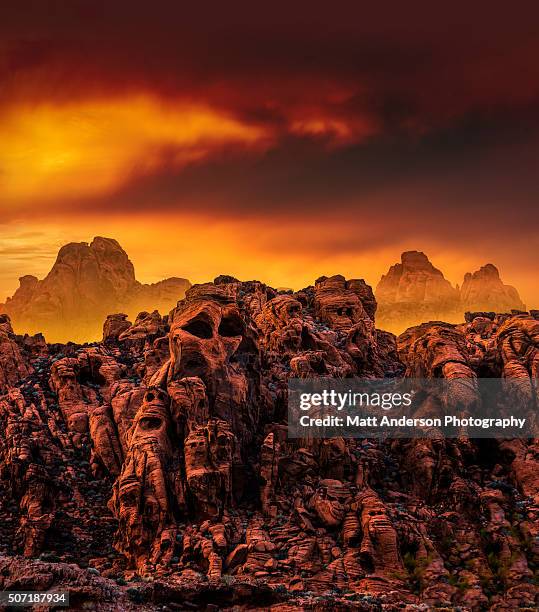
(109, 387), (177, 569)
(0, 237), (190, 343)
(0, 277), (537, 610)
(167, 283), (258, 440)
(183, 419), (239, 519)
(0, 315), (32, 392)
(103, 314), (131, 343)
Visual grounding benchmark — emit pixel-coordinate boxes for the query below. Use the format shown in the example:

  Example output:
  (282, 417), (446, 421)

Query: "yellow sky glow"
(0, 94), (536, 317)
(1, 215), (536, 314)
(0, 96), (269, 205)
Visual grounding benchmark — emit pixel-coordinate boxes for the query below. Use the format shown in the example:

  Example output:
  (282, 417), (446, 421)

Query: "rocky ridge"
(0, 274), (537, 610)
(0, 237), (190, 344)
(376, 251), (526, 333)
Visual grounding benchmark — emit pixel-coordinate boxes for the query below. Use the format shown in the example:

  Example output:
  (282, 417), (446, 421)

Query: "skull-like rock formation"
(183, 419), (239, 518)
(109, 387), (176, 570)
(0, 275), (537, 609)
(167, 283), (259, 439)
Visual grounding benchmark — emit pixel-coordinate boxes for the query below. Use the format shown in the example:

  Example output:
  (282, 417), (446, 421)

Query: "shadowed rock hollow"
(0, 274), (538, 610)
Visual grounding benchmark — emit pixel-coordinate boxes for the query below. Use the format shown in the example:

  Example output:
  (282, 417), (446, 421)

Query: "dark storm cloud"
(38, 110), (539, 241)
(3, 1), (539, 119)
(2, 0), (539, 233)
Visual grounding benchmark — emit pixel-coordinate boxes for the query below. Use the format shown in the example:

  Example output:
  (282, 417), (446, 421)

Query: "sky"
(1, 1), (538, 306)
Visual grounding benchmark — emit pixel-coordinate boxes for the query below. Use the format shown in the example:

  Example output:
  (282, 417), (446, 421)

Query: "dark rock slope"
(0, 275), (537, 610)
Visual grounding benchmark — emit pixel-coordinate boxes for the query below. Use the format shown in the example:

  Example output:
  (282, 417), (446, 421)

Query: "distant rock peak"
(376, 251), (525, 333)
(461, 262), (524, 314)
(400, 250), (440, 273)
(464, 262), (500, 281)
(0, 237), (190, 343)
(376, 251), (458, 309)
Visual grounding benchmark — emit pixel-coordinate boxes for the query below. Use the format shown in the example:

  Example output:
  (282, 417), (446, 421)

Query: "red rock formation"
(0, 237), (190, 343)
(355, 487), (404, 594)
(0, 275), (537, 609)
(0, 315), (32, 392)
(183, 419), (239, 519)
(109, 387), (177, 570)
(103, 313), (131, 343)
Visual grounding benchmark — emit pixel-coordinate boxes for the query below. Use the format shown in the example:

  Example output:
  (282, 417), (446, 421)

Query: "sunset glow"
(1, 2), (538, 313)
(0, 97), (268, 205)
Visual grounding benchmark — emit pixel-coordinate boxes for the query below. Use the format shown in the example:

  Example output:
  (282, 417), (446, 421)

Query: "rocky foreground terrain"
(376, 251), (526, 333)
(0, 237), (190, 344)
(0, 274), (538, 610)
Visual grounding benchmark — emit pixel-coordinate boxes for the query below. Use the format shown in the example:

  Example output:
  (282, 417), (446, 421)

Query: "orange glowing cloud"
(0, 96), (270, 207)
(289, 112), (379, 146)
